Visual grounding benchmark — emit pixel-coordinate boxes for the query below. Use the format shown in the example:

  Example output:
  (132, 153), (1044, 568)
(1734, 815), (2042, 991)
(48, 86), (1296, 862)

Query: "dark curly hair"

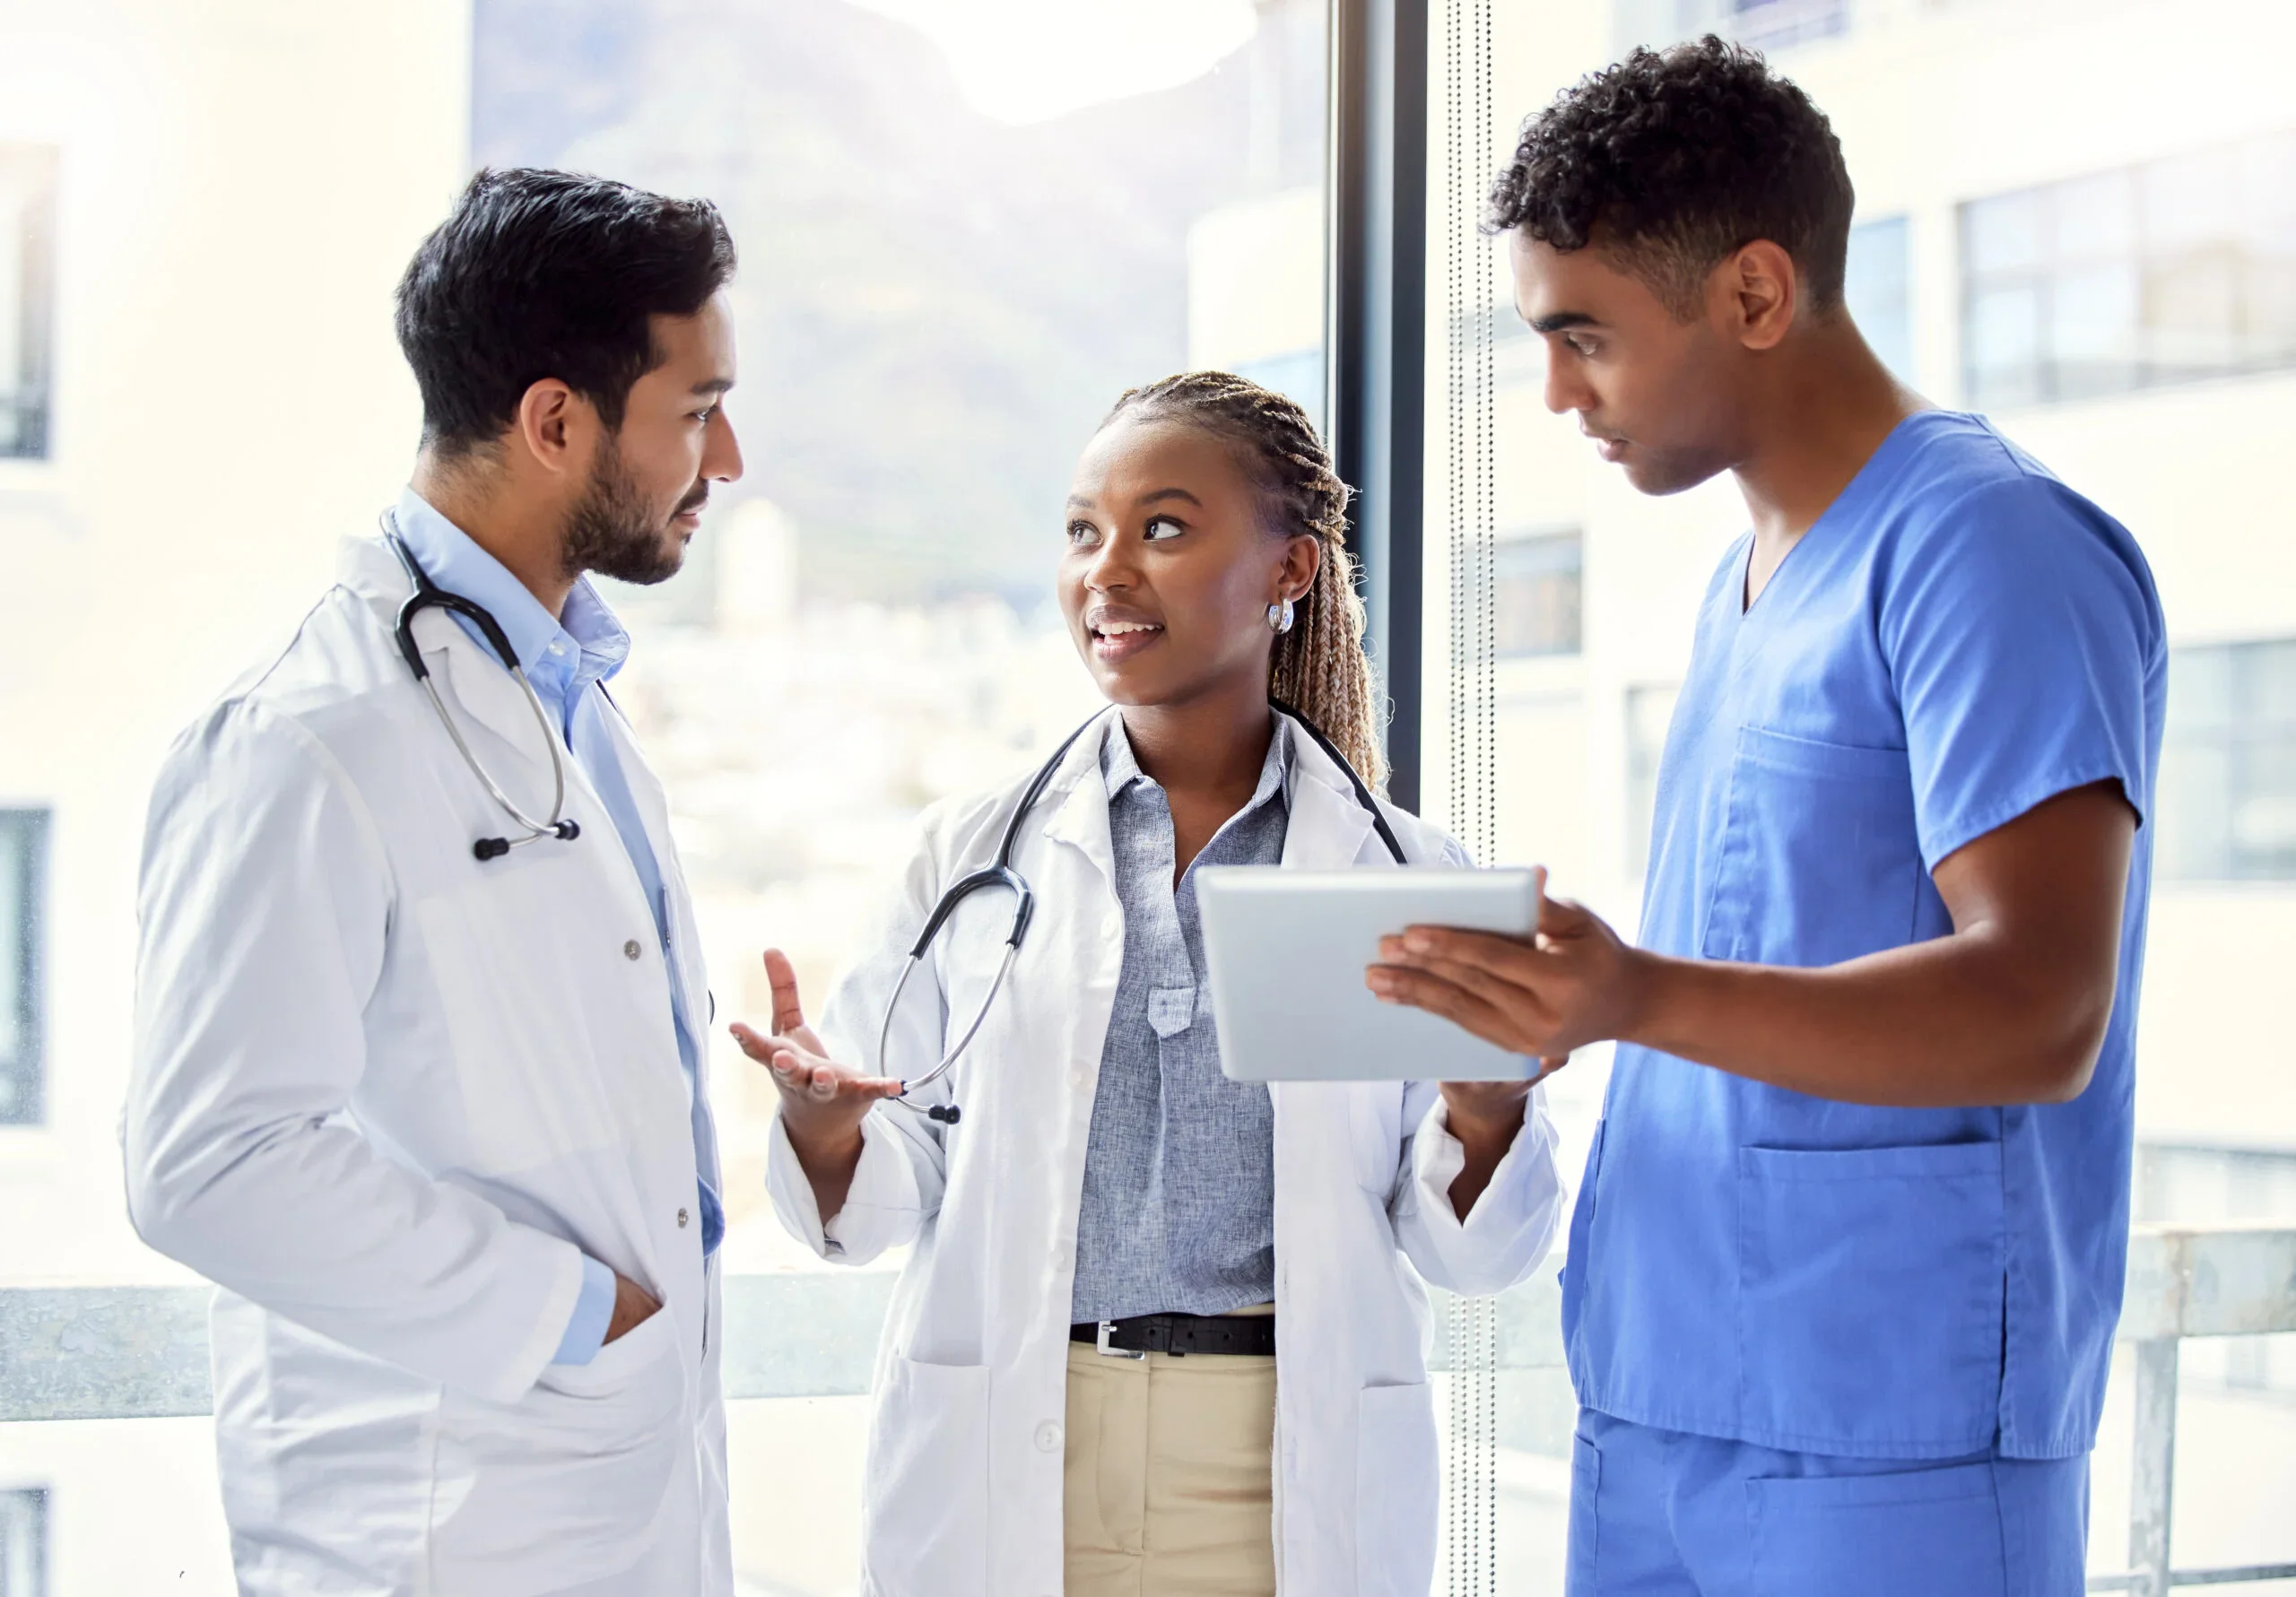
(1486, 37), (1853, 318)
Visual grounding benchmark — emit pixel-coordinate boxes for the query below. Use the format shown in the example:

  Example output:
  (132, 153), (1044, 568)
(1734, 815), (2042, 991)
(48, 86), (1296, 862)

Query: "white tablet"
(1196, 866), (1544, 1082)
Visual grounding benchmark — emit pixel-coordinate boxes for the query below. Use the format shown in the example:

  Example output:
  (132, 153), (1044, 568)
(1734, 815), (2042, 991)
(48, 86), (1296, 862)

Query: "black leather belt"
(1071, 1311), (1277, 1358)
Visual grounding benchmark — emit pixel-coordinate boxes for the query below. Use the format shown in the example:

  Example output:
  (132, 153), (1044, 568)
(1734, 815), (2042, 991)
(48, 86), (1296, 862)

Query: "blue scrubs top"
(1561, 412), (2165, 1462)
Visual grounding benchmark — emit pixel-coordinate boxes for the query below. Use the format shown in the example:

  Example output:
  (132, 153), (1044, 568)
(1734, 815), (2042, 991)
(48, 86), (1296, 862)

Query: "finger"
(762, 948), (807, 1036)
(763, 1045), (906, 1102)
(1380, 946), (1547, 1012)
(1538, 891), (1596, 937)
(1387, 926), (1538, 977)
(1364, 964), (1522, 1050)
(728, 1021), (781, 1063)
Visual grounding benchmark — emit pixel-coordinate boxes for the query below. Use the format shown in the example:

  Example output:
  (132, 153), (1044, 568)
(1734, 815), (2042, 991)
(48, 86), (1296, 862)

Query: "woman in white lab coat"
(739, 372), (1565, 1597)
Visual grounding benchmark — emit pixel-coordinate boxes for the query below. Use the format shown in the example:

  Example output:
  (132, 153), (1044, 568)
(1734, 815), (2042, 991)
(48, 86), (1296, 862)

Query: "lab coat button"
(623, 939), (643, 960)
(677, 1207), (691, 1228)
(1034, 1420), (1063, 1453)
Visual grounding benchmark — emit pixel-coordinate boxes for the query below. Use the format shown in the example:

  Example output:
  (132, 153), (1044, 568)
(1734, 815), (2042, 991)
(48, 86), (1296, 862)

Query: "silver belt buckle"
(1096, 1320), (1146, 1360)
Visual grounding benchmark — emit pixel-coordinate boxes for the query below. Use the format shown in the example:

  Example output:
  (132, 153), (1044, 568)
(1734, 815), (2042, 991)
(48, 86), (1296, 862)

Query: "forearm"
(783, 1119), (867, 1224)
(1445, 1089), (1530, 1217)
(1623, 931), (2111, 1107)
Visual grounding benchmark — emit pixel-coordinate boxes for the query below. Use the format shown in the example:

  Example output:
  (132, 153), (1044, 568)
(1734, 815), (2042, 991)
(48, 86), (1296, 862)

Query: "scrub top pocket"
(1701, 727), (1923, 969)
(1736, 1141), (2005, 1455)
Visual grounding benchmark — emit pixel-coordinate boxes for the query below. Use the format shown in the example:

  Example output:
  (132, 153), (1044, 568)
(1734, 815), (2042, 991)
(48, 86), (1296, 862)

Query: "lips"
(1086, 607), (1165, 663)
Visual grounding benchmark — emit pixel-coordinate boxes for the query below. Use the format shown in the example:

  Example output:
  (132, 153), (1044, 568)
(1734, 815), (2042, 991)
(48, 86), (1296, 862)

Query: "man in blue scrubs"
(1370, 39), (2165, 1596)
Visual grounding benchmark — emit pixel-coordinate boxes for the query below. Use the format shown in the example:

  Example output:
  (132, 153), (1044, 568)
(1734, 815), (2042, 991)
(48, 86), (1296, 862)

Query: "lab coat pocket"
(430, 1305), (686, 1596)
(1702, 727), (1920, 968)
(861, 1354), (989, 1597)
(1354, 1381), (1439, 1597)
(1737, 1141), (2005, 1454)
(1748, 1461), (2006, 1595)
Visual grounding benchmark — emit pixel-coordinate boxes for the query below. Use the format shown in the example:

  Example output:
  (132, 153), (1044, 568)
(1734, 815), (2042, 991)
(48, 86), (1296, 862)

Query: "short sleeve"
(1881, 474), (2161, 870)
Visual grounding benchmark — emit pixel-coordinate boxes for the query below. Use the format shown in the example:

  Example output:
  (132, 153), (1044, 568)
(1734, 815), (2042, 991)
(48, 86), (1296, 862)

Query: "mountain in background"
(472, 0), (1323, 610)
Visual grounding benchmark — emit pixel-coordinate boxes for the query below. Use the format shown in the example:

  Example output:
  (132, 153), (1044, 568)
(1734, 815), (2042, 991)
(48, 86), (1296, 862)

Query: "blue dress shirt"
(390, 489), (723, 1367)
(1069, 717), (1288, 1324)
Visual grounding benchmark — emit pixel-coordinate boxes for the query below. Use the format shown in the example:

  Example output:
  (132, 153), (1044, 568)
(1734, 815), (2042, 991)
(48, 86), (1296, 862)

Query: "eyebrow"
(1137, 487), (1202, 508)
(691, 377), (735, 397)
(1527, 311), (1601, 334)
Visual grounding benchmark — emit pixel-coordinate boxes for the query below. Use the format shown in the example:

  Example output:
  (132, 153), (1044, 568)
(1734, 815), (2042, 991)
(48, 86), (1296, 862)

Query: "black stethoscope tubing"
(880, 699), (1406, 1126)
(383, 518), (582, 862)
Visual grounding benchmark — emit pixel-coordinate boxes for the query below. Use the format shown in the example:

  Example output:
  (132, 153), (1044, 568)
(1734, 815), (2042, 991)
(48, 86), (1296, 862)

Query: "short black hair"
(396, 168), (736, 456)
(1487, 37), (1854, 317)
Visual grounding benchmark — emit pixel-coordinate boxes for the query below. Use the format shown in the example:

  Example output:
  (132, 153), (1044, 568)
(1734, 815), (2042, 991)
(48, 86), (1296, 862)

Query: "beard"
(561, 435), (696, 587)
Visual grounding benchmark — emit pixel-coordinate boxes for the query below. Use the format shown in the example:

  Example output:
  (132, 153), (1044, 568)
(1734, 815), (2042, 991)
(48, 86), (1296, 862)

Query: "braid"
(1105, 371), (1388, 789)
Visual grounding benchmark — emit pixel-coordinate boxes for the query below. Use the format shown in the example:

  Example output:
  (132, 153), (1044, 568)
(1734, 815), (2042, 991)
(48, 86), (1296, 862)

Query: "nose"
(1082, 530), (1137, 593)
(706, 407), (744, 485)
(1543, 349), (1590, 418)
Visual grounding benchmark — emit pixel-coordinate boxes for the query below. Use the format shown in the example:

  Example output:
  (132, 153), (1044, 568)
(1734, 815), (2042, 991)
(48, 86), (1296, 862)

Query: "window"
(1494, 531), (1583, 658)
(1610, 0), (1850, 53)
(1623, 682), (1681, 883)
(1961, 130), (2296, 409)
(0, 1489), (44, 1597)
(2158, 639), (2296, 883)
(0, 145), (57, 461)
(0, 812), (46, 1126)
(1846, 214), (1914, 381)
(1721, 0), (1850, 51)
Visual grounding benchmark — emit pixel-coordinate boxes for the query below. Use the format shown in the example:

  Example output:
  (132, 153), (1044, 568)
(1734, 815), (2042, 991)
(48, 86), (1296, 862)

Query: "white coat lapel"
(1032, 709), (1119, 885)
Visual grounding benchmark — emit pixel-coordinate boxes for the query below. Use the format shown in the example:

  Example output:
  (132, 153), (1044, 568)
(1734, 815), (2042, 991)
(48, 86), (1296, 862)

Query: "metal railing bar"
(0, 1276), (1570, 1423)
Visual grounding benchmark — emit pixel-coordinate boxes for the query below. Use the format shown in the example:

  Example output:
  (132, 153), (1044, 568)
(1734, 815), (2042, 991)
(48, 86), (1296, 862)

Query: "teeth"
(1099, 621), (1161, 636)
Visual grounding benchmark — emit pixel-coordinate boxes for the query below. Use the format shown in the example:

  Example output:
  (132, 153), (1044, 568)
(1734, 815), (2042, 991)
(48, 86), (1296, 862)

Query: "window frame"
(0, 143), (57, 463)
(0, 809), (49, 1127)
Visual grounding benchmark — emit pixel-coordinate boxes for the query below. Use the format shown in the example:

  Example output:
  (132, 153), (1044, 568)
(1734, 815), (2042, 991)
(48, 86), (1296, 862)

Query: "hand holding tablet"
(1196, 865), (1550, 1083)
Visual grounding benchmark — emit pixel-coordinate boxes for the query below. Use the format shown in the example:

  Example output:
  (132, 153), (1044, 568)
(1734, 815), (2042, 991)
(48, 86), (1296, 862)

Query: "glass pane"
(1964, 188), (2044, 275)
(1847, 214), (1913, 379)
(2144, 249), (2241, 380)
(2050, 261), (2144, 398)
(1623, 683), (1683, 886)
(2144, 144), (2238, 255)
(1964, 279), (2043, 408)
(2237, 130), (2296, 244)
(2051, 167), (2139, 263)
(1494, 533), (1585, 658)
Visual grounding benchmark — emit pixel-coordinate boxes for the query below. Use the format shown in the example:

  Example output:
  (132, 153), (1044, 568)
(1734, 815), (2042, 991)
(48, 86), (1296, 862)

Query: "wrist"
(783, 1111), (865, 1174)
(1613, 945), (1677, 1047)
(1440, 1083), (1530, 1146)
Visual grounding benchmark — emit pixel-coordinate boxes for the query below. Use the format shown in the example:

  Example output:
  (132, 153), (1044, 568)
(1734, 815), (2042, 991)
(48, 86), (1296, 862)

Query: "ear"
(511, 378), (594, 482)
(1720, 240), (1797, 352)
(1278, 533), (1322, 604)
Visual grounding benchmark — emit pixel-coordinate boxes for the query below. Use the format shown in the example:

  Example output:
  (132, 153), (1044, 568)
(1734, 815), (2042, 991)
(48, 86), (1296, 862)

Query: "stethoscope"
(384, 518), (584, 863)
(879, 699), (1407, 1126)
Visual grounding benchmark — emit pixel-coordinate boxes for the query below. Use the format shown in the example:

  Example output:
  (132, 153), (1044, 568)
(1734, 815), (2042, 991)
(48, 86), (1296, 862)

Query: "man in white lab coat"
(124, 168), (745, 1597)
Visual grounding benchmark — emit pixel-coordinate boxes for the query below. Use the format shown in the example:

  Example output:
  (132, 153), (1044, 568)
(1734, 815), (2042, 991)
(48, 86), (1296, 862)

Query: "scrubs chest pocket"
(1703, 727), (1921, 968)
(1737, 1141), (2005, 1454)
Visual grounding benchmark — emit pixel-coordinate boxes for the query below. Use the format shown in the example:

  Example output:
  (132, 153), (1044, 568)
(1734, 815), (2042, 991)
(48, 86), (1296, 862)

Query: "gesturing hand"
(728, 950), (905, 1170)
(1366, 875), (1649, 1062)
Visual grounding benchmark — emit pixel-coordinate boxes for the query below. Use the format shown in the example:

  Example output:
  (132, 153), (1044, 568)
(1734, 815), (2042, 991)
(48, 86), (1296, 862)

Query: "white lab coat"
(123, 534), (731, 1597)
(765, 710), (1567, 1597)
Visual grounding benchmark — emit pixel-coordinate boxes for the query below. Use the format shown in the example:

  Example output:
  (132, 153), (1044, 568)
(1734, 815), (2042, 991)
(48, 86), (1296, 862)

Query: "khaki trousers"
(1061, 1331), (1279, 1597)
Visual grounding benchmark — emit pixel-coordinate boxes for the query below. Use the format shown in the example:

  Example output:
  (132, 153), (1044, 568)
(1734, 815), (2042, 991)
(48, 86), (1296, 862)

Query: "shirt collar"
(388, 487), (631, 686)
(1100, 713), (1292, 815)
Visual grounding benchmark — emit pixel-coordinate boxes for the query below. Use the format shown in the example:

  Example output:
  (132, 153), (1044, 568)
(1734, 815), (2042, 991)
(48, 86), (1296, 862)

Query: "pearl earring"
(1267, 598), (1296, 634)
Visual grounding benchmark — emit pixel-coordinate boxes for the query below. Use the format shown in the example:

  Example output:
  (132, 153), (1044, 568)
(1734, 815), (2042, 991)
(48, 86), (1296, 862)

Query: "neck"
(1729, 322), (1924, 547)
(1119, 680), (1274, 804)
(411, 453), (578, 619)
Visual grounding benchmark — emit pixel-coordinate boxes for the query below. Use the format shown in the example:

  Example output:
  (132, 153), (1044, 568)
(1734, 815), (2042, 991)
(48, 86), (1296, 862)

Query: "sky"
(848, 0), (1262, 124)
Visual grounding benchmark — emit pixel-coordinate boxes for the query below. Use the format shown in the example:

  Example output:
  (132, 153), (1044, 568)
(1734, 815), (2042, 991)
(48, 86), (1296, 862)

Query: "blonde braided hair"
(1104, 370), (1387, 789)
